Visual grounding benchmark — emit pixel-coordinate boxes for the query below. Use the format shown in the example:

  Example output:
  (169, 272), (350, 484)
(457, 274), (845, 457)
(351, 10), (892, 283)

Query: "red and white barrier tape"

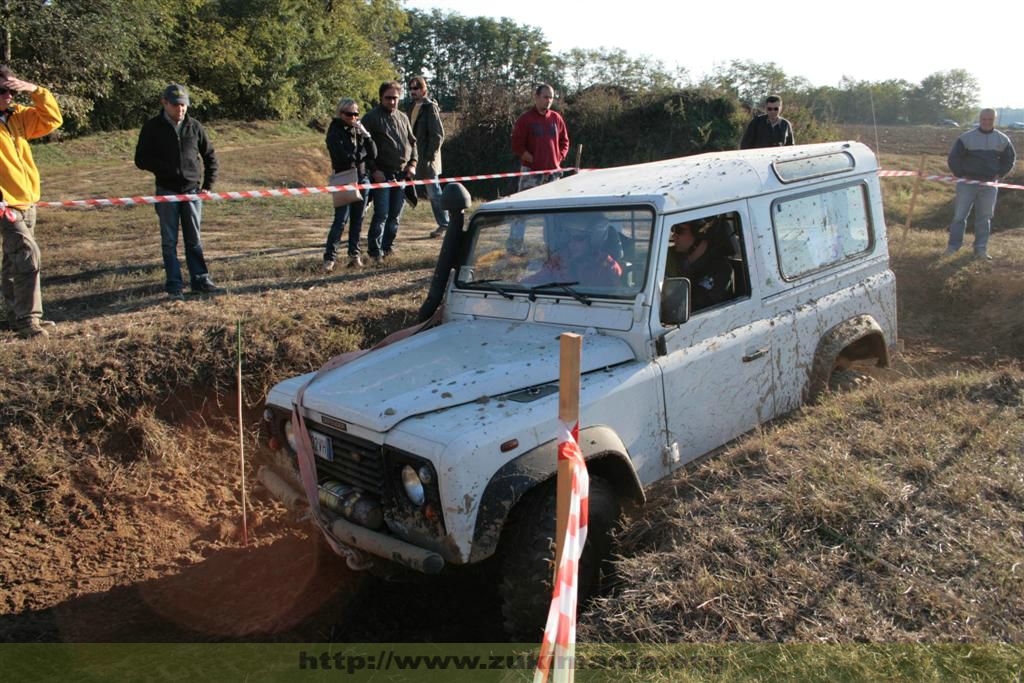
(32, 168), (575, 209)
(876, 170), (1024, 191)
(17, 167), (1021, 213)
(534, 420), (589, 683)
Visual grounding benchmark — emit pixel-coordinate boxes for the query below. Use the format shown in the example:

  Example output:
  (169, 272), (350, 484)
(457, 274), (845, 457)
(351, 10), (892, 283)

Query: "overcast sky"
(404, 0), (1021, 110)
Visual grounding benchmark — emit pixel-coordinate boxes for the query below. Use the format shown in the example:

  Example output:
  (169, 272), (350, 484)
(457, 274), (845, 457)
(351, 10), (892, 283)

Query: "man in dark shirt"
(740, 95), (795, 149)
(134, 84), (222, 299)
(361, 80), (417, 264)
(665, 220), (733, 312)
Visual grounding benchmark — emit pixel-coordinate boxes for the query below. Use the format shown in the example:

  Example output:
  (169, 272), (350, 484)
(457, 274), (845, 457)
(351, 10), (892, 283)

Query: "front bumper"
(257, 458), (446, 575)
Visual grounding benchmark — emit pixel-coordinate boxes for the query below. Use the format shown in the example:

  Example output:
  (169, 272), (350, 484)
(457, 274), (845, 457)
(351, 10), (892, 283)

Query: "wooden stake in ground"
(555, 332), (581, 575)
(573, 144), (583, 173)
(237, 320), (249, 546)
(901, 155), (927, 243)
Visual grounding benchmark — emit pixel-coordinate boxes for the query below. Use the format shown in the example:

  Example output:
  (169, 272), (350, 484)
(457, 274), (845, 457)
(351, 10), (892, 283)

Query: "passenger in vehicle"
(521, 215), (622, 288)
(665, 219), (733, 311)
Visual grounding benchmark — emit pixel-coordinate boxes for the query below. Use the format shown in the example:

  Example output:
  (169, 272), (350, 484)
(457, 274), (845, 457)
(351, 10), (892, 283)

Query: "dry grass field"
(1, 122), (1022, 675)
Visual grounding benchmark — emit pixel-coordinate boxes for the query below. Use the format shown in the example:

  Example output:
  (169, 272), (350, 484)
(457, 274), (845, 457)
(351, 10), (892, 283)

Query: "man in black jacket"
(134, 83), (222, 299)
(740, 95), (795, 149)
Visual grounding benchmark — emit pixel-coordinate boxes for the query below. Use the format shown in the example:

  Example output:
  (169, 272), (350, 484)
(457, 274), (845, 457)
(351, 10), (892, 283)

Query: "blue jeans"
(155, 187), (210, 293)
(324, 184), (369, 261)
(367, 172), (405, 256)
(948, 182), (998, 254)
(424, 172), (449, 230)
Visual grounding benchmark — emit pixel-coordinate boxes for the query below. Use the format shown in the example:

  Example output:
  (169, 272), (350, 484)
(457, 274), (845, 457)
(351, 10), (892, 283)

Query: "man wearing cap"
(134, 83), (222, 299)
(0, 64), (62, 339)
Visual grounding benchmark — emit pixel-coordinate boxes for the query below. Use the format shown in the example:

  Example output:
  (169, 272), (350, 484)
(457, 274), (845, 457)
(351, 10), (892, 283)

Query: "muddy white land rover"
(261, 141), (897, 636)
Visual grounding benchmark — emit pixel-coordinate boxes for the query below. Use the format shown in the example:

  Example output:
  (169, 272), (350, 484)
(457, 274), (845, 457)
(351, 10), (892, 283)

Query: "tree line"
(0, 1), (985, 136)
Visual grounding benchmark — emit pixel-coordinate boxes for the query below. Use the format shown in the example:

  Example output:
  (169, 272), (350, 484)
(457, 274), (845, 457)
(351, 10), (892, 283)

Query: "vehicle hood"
(277, 319), (635, 432)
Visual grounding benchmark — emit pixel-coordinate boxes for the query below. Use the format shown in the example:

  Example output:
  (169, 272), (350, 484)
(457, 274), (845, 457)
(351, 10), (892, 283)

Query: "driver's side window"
(662, 210), (748, 317)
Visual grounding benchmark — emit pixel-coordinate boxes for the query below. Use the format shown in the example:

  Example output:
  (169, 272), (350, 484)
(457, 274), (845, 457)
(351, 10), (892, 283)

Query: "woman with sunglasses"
(324, 98), (376, 270)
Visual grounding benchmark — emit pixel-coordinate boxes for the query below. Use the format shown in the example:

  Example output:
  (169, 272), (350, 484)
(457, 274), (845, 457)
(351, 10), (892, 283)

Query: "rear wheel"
(498, 475), (620, 640)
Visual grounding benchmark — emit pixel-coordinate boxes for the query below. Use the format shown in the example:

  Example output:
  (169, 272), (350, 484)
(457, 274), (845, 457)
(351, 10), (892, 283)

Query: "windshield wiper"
(463, 278), (515, 300)
(528, 281), (592, 305)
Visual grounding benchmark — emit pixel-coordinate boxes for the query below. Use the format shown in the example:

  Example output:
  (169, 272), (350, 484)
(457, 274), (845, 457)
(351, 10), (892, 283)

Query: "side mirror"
(660, 277), (691, 326)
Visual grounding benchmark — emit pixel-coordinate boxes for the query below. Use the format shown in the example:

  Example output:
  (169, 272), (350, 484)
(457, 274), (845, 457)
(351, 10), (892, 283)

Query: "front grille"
(315, 430), (386, 496)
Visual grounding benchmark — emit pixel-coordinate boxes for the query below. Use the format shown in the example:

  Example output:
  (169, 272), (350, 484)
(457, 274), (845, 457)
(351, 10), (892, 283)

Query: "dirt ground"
(2, 124), (1022, 644)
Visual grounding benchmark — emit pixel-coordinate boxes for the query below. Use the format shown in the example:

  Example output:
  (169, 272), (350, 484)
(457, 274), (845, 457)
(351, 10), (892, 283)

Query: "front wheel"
(498, 475), (620, 640)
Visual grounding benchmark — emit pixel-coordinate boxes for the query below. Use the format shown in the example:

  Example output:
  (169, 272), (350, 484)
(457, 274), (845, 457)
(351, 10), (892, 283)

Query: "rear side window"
(772, 183), (872, 280)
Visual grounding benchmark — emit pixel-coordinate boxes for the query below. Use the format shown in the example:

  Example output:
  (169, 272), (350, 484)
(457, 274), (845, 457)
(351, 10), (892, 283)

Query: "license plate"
(310, 430), (334, 461)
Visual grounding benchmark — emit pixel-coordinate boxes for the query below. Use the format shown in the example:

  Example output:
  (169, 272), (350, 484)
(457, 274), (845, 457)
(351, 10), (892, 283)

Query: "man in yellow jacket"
(0, 65), (62, 339)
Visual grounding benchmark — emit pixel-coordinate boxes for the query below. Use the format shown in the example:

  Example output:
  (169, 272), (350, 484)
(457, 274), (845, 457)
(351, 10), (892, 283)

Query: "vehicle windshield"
(457, 208), (654, 299)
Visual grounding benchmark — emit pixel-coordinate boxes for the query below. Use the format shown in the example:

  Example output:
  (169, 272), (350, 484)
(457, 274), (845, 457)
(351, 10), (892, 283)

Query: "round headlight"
(401, 465), (426, 506)
(283, 420), (298, 453)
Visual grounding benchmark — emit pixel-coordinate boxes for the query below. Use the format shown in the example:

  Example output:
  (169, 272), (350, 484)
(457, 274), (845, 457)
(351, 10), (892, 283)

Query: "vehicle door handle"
(742, 347), (769, 362)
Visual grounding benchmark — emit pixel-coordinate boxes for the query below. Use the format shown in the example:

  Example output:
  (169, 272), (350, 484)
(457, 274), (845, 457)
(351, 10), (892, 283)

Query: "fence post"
(555, 332), (582, 575)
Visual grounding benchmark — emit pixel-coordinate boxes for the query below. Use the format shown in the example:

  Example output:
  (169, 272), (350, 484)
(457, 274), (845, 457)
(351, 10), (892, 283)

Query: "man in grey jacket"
(945, 108), (1016, 259)
(406, 76), (448, 238)
(361, 81), (417, 264)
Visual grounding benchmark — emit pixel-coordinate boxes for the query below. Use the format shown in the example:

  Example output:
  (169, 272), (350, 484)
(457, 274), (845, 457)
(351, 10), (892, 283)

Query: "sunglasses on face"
(340, 110), (359, 117)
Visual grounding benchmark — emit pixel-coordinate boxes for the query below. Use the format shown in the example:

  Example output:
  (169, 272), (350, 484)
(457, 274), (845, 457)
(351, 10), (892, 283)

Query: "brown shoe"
(17, 323), (49, 339)
(7, 315), (55, 331)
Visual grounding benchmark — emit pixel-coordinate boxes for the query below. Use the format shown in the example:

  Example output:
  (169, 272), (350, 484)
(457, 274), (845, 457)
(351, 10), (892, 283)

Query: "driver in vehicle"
(521, 213), (623, 288)
(665, 219), (733, 311)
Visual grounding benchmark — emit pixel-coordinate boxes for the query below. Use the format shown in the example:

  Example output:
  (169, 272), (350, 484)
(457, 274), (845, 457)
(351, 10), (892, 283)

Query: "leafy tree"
(1, 0), (178, 133)
(554, 47), (688, 96)
(392, 9), (558, 110)
(707, 59), (790, 108)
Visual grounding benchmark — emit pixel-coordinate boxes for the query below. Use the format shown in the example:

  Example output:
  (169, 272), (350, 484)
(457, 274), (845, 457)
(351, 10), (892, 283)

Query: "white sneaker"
(324, 260), (336, 273)
(347, 255), (363, 268)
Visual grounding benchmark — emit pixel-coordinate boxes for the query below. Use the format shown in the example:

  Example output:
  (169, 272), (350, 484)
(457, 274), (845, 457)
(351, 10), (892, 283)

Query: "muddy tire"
(498, 475), (620, 640)
(828, 367), (874, 392)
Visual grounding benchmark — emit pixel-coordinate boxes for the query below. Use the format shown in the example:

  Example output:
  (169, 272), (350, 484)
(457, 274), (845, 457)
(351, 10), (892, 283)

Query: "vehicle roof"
(482, 141), (879, 214)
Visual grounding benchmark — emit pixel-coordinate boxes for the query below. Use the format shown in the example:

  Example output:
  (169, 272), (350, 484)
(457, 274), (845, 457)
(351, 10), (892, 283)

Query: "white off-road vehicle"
(261, 141), (897, 636)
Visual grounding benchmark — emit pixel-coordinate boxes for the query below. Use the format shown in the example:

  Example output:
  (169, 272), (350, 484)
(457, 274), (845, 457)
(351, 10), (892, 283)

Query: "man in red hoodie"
(511, 84), (570, 192)
(507, 84), (570, 252)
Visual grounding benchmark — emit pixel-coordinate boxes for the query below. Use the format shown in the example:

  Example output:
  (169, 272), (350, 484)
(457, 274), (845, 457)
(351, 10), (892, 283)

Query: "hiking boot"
(5, 315), (55, 331)
(347, 255), (363, 268)
(371, 254), (383, 266)
(17, 322), (48, 339)
(167, 291), (185, 301)
(430, 227), (446, 238)
(324, 259), (336, 273)
(193, 280), (225, 294)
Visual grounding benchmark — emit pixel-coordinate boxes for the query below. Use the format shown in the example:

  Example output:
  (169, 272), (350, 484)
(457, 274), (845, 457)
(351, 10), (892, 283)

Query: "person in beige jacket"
(405, 76), (448, 237)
